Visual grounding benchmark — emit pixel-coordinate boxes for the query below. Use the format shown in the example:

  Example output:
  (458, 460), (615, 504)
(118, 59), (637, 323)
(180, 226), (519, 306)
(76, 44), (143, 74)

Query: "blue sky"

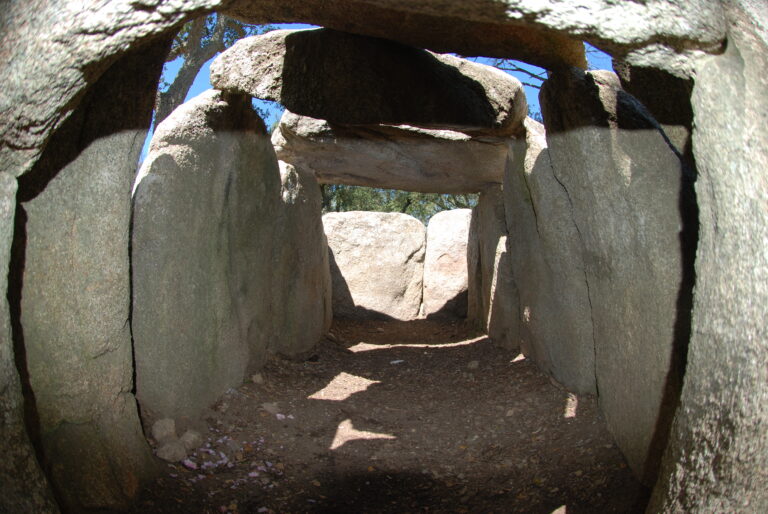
(142, 24), (612, 160)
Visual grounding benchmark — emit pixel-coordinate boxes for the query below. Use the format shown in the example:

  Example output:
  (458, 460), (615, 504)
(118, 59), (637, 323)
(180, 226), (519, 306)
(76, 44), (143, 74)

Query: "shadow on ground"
(129, 319), (646, 513)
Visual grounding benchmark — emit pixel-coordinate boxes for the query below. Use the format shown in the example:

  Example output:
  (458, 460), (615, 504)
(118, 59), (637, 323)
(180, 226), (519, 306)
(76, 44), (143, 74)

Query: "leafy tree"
(320, 184), (477, 224)
(154, 15), (273, 125)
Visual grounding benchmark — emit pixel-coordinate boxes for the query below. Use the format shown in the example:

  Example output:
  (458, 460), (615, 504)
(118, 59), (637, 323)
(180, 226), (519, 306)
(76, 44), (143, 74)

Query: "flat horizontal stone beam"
(273, 111), (508, 193)
(211, 29), (527, 136)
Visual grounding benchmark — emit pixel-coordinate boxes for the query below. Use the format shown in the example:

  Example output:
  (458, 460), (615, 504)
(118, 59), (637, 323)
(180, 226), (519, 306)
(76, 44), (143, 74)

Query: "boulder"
(649, 3), (768, 510)
(133, 90), (332, 421)
(540, 68), (687, 483)
(211, 28), (527, 137)
(502, 118), (596, 393)
(323, 212), (425, 320)
(11, 40), (165, 512)
(268, 161), (332, 358)
(0, 173), (58, 513)
(132, 90), (281, 420)
(272, 111), (508, 193)
(423, 209), (472, 318)
(467, 187), (519, 350)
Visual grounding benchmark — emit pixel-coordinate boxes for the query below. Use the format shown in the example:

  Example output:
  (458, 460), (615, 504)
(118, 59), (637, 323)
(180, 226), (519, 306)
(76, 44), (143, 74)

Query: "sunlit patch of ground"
(130, 319), (646, 513)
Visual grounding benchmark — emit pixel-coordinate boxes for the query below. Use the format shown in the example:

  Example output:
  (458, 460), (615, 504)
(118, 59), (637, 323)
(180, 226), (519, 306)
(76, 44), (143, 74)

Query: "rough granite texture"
(423, 209), (472, 319)
(0, 0), (725, 180)
(648, 1), (768, 510)
(1, 0), (766, 510)
(223, 0), (724, 72)
(467, 187), (519, 351)
(273, 111), (508, 194)
(323, 212), (426, 321)
(0, 173), (59, 513)
(13, 40), (167, 511)
(212, 28), (527, 136)
(269, 161), (333, 358)
(502, 119), (596, 394)
(133, 90), (280, 419)
(540, 69), (686, 485)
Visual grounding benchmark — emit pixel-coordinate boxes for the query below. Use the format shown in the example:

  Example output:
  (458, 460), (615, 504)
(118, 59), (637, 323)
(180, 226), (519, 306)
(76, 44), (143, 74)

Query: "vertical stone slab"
(323, 212), (425, 320)
(541, 69), (686, 482)
(133, 90), (281, 420)
(423, 209), (471, 319)
(467, 187), (519, 350)
(502, 119), (596, 393)
(269, 161), (332, 358)
(650, 3), (768, 510)
(0, 174), (58, 513)
(15, 40), (168, 510)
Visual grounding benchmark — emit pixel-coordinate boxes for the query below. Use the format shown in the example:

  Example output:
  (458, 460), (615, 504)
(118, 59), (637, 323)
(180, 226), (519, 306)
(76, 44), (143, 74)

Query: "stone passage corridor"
(130, 320), (643, 513)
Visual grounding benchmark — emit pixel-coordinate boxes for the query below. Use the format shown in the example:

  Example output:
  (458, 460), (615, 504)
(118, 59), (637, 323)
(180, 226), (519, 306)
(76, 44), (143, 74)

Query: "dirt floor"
(130, 319), (648, 513)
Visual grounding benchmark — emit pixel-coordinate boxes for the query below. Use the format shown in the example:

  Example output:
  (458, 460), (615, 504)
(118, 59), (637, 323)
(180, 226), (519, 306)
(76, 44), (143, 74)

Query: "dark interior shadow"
(281, 29), (496, 131)
(425, 290), (468, 320)
(6, 36), (172, 511)
(614, 88), (699, 487)
(133, 319), (645, 513)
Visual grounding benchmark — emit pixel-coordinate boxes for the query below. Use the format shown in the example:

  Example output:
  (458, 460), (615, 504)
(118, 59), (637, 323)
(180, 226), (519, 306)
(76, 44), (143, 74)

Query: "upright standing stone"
(14, 40), (167, 511)
(650, 2), (768, 510)
(423, 209), (472, 318)
(0, 174), (58, 513)
(268, 161), (332, 358)
(502, 118), (596, 393)
(467, 187), (519, 350)
(540, 68), (686, 483)
(133, 90), (281, 420)
(323, 212), (425, 320)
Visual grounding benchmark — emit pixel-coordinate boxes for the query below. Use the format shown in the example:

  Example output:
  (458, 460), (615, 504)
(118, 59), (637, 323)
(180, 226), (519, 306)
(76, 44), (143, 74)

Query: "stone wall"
(323, 212), (426, 321)
(539, 69), (687, 484)
(132, 91), (331, 422)
(467, 187), (519, 351)
(502, 119), (596, 394)
(423, 209), (472, 318)
(10, 39), (168, 511)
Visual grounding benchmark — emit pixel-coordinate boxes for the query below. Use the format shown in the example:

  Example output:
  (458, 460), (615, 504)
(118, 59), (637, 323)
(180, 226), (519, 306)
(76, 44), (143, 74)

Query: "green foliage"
(320, 185), (477, 223)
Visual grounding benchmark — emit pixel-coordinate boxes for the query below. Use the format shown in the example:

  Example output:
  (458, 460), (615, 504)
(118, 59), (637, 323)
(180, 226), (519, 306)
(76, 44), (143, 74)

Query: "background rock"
(211, 28), (527, 136)
(273, 111), (508, 193)
(323, 212), (425, 320)
(502, 118), (596, 393)
(423, 209), (472, 318)
(540, 68), (686, 483)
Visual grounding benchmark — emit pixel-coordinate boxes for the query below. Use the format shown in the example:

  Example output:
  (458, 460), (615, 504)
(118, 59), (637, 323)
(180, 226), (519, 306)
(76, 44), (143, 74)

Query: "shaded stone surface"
(13, 39), (166, 511)
(2, 1), (766, 511)
(502, 118), (596, 394)
(269, 161), (332, 357)
(273, 111), (508, 194)
(133, 91), (332, 423)
(467, 187), (519, 351)
(133, 90), (280, 420)
(323, 212), (425, 321)
(423, 209), (471, 319)
(0, 173), (59, 513)
(540, 68), (686, 484)
(649, 2), (768, 510)
(1, 0), (725, 180)
(212, 28), (527, 136)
